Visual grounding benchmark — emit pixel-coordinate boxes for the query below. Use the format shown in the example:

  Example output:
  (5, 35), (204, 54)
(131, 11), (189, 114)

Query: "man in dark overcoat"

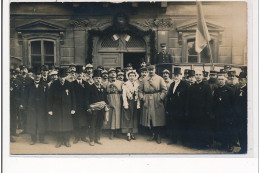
(48, 68), (76, 148)
(16, 65), (34, 132)
(71, 65), (90, 144)
(213, 73), (236, 151)
(166, 67), (188, 145)
(10, 69), (20, 142)
(25, 67), (48, 145)
(88, 69), (109, 146)
(185, 70), (212, 148)
(234, 72), (247, 153)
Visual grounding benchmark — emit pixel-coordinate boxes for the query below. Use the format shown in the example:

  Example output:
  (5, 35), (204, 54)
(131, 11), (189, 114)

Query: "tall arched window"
(29, 39), (56, 68)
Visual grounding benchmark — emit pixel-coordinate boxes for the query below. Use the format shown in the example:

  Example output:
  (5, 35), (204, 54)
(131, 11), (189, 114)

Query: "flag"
(195, 2), (211, 53)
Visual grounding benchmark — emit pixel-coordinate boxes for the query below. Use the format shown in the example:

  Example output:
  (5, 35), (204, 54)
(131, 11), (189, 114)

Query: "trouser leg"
(89, 111), (97, 142)
(31, 134), (37, 142)
(95, 110), (104, 141)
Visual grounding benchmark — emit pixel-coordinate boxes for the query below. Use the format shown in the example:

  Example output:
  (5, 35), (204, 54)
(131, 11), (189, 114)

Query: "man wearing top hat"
(186, 70), (196, 86)
(47, 68), (76, 148)
(16, 65), (34, 132)
(83, 64), (94, 85)
(212, 71), (236, 151)
(162, 69), (173, 90)
(139, 65), (167, 144)
(10, 69), (20, 142)
(234, 72), (247, 153)
(87, 69), (109, 146)
(185, 70), (212, 148)
(104, 68), (123, 139)
(25, 67), (48, 145)
(71, 65), (90, 144)
(166, 67), (188, 145)
(182, 69), (189, 82)
(155, 43), (173, 64)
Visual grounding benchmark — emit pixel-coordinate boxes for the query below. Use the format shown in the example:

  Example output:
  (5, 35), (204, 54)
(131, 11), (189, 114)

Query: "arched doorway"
(97, 33), (146, 69)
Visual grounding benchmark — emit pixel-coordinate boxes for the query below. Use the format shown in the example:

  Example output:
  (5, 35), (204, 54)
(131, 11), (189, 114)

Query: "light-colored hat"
(101, 69), (108, 74)
(85, 64), (94, 68)
(126, 70), (139, 80)
(50, 70), (58, 76)
(162, 69), (170, 74)
(117, 71), (124, 76)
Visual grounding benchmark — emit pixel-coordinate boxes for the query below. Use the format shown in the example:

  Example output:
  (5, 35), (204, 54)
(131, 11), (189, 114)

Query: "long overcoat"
(25, 82), (47, 134)
(139, 74), (167, 127)
(47, 80), (76, 132)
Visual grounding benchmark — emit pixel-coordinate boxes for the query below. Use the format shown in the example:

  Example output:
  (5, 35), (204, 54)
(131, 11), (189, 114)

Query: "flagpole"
(198, 2), (214, 70)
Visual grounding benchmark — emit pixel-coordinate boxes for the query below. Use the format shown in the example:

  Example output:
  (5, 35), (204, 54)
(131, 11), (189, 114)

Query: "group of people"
(10, 62), (247, 153)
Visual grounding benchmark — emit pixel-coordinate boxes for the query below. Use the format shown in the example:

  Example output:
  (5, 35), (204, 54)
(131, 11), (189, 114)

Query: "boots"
(147, 133), (157, 141)
(156, 134), (161, 144)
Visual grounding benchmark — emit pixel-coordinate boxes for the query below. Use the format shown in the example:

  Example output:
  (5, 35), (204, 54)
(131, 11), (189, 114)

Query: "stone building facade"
(10, 2), (247, 70)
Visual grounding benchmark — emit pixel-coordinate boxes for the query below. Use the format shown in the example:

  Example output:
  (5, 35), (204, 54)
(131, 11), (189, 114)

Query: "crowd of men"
(10, 62), (247, 153)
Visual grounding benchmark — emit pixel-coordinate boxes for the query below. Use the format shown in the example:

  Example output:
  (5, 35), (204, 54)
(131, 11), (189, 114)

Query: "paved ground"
(10, 131), (231, 155)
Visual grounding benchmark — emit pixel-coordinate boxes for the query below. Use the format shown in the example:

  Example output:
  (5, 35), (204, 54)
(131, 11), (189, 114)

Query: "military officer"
(83, 64), (94, 85)
(155, 43), (173, 64)
(185, 70), (212, 148)
(25, 67), (48, 145)
(16, 65), (34, 132)
(234, 72), (247, 153)
(88, 69), (109, 146)
(166, 67), (188, 144)
(227, 70), (239, 93)
(71, 65), (90, 144)
(162, 69), (173, 90)
(48, 68), (76, 148)
(213, 72), (236, 151)
(139, 65), (167, 144)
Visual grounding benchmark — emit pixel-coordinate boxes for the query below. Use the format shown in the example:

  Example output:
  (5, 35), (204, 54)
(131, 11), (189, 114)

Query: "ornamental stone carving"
(70, 18), (90, 30)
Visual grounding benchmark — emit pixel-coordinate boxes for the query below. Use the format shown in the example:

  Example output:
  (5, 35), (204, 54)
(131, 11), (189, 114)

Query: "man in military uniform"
(88, 69), (109, 146)
(162, 69), (173, 90)
(10, 69), (20, 142)
(227, 70), (239, 93)
(234, 72), (247, 153)
(101, 69), (109, 87)
(166, 67), (188, 145)
(16, 65), (34, 132)
(185, 70), (212, 148)
(155, 43), (173, 64)
(83, 64), (94, 85)
(71, 65), (90, 144)
(213, 72), (236, 151)
(139, 65), (167, 144)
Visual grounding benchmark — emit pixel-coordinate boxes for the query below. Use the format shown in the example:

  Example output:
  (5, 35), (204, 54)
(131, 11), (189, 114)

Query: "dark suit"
(156, 52), (173, 64)
(71, 80), (91, 140)
(234, 85), (247, 153)
(186, 81), (212, 147)
(166, 80), (188, 143)
(10, 77), (20, 136)
(88, 84), (108, 142)
(213, 85), (236, 148)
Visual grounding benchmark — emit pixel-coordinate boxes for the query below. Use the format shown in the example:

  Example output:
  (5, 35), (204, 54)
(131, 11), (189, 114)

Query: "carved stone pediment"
(176, 21), (224, 32)
(16, 20), (65, 32)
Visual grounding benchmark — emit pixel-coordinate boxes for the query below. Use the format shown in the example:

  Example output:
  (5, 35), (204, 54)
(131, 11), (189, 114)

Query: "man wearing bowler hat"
(166, 67), (188, 145)
(71, 65), (90, 144)
(139, 65), (167, 144)
(25, 67), (48, 145)
(47, 68), (76, 148)
(234, 72), (247, 153)
(88, 69), (109, 146)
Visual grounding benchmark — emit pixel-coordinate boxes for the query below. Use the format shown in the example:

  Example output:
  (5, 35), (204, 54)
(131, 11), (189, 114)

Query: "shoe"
(109, 131), (114, 140)
(55, 142), (61, 148)
(10, 137), (16, 143)
(39, 140), (48, 144)
(65, 141), (71, 147)
(95, 140), (102, 145)
(127, 135), (131, 142)
(147, 133), (156, 141)
(30, 141), (36, 145)
(81, 138), (89, 143)
(73, 138), (79, 144)
(156, 135), (161, 144)
(89, 141), (95, 146)
(131, 134), (136, 140)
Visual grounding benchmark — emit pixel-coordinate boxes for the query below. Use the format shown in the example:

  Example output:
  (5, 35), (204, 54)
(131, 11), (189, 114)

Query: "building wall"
(10, 2), (247, 68)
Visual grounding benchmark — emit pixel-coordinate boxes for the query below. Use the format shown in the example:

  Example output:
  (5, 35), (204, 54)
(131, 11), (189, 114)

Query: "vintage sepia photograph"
(8, 1), (249, 155)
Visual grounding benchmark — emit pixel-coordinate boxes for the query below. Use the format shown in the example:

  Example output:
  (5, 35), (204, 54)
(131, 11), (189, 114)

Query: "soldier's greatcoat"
(47, 80), (76, 132)
(155, 52), (173, 64)
(139, 74), (167, 127)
